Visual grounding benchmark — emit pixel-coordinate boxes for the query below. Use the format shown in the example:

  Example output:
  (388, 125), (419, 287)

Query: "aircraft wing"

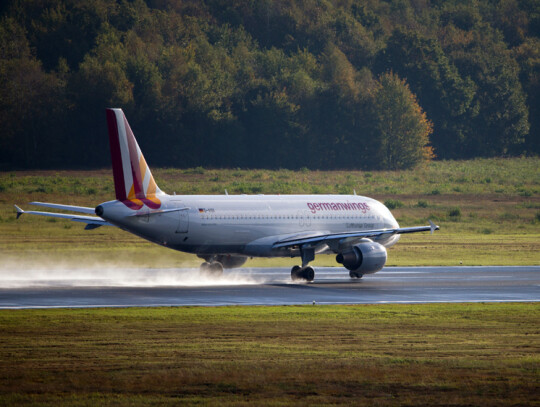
(272, 220), (439, 249)
(15, 204), (114, 230)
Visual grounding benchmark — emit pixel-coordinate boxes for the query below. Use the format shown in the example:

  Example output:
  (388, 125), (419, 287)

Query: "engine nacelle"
(336, 241), (387, 275)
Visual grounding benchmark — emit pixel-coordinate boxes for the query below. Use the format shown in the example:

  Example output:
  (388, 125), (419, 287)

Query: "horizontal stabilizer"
(29, 202), (95, 214)
(15, 205), (114, 228)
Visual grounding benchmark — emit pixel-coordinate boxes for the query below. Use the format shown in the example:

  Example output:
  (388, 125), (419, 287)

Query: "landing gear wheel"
(303, 266), (315, 282)
(209, 262), (223, 277)
(200, 262), (211, 273)
(349, 271), (363, 279)
(200, 262), (224, 278)
(291, 265), (302, 281)
(291, 265), (315, 282)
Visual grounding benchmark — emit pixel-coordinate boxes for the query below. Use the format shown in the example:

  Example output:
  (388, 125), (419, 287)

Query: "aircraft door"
(298, 209), (311, 228)
(303, 209), (311, 227)
(176, 207), (189, 233)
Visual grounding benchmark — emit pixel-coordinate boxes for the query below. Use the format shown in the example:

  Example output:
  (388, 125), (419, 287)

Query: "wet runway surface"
(0, 266), (538, 308)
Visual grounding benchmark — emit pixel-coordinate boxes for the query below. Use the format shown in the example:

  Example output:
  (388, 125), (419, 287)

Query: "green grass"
(0, 304), (537, 406)
(1, 157), (539, 267)
(2, 157), (538, 197)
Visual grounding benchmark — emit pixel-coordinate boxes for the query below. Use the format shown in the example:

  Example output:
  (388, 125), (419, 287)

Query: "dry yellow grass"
(0, 304), (538, 406)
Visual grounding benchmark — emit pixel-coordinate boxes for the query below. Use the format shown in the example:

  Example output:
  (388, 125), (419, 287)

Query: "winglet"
(429, 219), (439, 235)
(14, 205), (24, 219)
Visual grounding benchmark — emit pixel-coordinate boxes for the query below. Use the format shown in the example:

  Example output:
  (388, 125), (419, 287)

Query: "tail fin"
(106, 108), (162, 210)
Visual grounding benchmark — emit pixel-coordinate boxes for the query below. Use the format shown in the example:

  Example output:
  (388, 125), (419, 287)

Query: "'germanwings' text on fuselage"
(15, 108), (439, 282)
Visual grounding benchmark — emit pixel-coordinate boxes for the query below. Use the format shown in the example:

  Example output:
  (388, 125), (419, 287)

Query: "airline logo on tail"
(106, 108), (161, 210)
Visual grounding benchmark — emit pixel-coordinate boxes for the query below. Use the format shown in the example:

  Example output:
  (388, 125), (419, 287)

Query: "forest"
(0, 0), (538, 170)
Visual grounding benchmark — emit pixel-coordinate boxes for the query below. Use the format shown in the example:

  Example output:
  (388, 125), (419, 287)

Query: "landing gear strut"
(200, 261), (223, 278)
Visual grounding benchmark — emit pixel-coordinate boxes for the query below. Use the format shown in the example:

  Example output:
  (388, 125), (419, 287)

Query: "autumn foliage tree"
(368, 72), (434, 170)
(0, 0), (537, 171)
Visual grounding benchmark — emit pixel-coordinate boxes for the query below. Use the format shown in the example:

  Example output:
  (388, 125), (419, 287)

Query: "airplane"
(15, 108), (439, 282)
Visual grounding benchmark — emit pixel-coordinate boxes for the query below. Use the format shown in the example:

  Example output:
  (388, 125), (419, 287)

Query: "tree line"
(0, 0), (538, 170)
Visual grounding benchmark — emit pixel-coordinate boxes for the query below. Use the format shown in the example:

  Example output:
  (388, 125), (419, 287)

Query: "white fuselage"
(98, 194), (401, 258)
(17, 108), (437, 281)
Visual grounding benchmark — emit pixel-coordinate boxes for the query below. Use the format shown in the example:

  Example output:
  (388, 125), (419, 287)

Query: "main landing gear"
(200, 261), (223, 278)
(291, 265), (315, 282)
(291, 246), (316, 282)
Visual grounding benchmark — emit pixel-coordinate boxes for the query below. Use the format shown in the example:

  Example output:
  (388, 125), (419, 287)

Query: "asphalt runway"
(0, 266), (538, 308)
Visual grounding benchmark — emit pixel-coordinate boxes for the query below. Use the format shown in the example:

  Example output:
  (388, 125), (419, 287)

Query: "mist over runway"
(0, 266), (538, 308)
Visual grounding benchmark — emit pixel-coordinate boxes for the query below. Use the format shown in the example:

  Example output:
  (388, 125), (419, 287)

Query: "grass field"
(0, 304), (538, 406)
(1, 157), (538, 268)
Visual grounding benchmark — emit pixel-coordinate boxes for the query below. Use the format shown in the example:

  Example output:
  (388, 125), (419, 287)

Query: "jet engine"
(336, 240), (387, 277)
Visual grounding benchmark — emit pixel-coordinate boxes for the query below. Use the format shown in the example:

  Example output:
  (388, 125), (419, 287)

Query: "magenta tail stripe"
(106, 109), (127, 201)
(122, 200), (144, 210)
(142, 198), (161, 210)
(124, 116), (144, 198)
